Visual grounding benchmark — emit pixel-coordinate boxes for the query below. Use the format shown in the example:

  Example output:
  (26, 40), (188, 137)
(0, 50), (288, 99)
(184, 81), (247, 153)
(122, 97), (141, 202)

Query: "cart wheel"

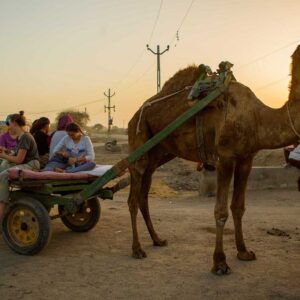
(105, 141), (113, 151)
(2, 198), (52, 255)
(58, 197), (101, 232)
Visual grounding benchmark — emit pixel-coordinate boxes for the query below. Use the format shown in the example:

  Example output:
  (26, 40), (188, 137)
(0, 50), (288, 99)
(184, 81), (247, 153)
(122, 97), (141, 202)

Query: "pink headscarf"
(57, 114), (73, 130)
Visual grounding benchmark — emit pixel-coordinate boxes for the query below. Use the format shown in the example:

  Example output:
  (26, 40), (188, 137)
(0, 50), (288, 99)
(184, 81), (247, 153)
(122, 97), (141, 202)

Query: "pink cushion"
(8, 168), (95, 181)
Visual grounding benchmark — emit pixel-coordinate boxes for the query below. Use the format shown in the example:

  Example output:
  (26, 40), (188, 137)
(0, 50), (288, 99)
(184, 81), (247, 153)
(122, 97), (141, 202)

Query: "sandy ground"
(1, 147), (300, 299)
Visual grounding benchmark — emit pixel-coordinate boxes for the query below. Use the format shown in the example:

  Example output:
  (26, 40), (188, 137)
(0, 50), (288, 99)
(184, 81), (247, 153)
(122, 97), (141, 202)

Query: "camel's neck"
(256, 101), (299, 150)
(289, 82), (300, 101)
(289, 59), (300, 101)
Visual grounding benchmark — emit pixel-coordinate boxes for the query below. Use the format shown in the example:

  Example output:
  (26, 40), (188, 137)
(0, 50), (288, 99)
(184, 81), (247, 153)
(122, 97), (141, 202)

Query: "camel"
(127, 45), (300, 275)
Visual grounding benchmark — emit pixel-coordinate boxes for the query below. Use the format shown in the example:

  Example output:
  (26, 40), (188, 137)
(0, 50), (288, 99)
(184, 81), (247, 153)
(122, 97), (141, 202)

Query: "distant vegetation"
(55, 110), (90, 128)
(0, 111), (127, 136)
(89, 124), (127, 135)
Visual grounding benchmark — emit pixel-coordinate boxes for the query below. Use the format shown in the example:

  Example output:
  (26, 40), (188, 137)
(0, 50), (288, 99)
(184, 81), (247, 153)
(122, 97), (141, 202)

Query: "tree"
(55, 110), (90, 128)
(93, 123), (104, 131)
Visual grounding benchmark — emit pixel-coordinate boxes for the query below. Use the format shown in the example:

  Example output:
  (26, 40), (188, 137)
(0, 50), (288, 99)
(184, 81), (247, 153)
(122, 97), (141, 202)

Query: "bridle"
(286, 101), (300, 138)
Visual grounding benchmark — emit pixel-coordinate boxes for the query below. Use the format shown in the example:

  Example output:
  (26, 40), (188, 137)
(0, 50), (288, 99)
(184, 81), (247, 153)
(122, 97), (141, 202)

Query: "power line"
(111, 0), (164, 90)
(169, 0), (196, 45)
(255, 75), (289, 91)
(237, 38), (300, 70)
(147, 0), (164, 44)
(0, 98), (106, 118)
(119, 63), (155, 92)
(118, 0), (194, 93)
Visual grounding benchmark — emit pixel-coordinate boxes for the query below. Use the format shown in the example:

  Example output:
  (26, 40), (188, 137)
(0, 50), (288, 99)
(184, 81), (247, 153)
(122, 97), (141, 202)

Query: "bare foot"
(53, 168), (65, 173)
(187, 100), (197, 107)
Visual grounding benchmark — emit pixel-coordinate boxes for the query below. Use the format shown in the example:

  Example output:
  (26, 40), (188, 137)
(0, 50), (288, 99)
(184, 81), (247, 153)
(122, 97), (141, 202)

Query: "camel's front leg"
(212, 159), (234, 275)
(231, 158), (256, 261)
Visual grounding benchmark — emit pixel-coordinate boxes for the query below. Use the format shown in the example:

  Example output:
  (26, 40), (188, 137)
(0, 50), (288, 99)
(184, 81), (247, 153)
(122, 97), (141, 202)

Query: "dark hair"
(10, 111), (26, 127)
(30, 117), (50, 135)
(65, 122), (84, 134)
(30, 119), (39, 134)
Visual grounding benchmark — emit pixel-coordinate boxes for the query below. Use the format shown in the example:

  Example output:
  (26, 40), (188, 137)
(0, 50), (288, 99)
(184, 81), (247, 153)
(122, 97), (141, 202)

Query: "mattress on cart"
(8, 165), (113, 181)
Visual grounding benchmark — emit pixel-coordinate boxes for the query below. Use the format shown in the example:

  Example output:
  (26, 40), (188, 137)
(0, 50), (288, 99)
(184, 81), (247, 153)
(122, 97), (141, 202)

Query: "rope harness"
(286, 101), (300, 139)
(136, 86), (192, 134)
(134, 62), (234, 167)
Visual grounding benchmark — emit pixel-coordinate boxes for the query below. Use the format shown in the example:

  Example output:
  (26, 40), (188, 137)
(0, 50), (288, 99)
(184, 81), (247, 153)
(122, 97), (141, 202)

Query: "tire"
(105, 142), (113, 151)
(2, 198), (52, 255)
(58, 197), (101, 232)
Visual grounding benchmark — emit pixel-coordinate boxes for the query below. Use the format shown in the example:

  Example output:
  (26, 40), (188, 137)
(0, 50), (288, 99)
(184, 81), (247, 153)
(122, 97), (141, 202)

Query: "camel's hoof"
(132, 248), (147, 259)
(237, 250), (256, 261)
(153, 239), (168, 247)
(211, 262), (231, 276)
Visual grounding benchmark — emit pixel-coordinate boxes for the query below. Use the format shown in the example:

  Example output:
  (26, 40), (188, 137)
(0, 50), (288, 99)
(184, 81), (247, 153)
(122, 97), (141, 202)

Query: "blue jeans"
(42, 156), (67, 172)
(65, 161), (96, 173)
(42, 156), (96, 173)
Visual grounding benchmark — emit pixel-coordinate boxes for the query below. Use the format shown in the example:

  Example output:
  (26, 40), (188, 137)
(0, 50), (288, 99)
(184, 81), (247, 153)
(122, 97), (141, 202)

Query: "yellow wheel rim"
(7, 207), (39, 246)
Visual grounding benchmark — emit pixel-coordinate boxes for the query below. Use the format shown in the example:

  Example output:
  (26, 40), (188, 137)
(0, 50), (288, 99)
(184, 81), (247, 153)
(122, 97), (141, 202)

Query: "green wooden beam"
(76, 72), (232, 204)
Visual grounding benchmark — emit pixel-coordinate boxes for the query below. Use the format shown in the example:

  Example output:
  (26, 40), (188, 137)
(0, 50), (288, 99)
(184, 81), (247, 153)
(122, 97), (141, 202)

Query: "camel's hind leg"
(230, 157), (256, 261)
(138, 169), (168, 247)
(128, 161), (147, 259)
(212, 158), (234, 275)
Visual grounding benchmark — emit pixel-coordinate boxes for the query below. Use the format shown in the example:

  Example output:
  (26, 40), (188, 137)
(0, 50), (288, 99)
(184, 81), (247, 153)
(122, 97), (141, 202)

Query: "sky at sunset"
(1, 0), (300, 127)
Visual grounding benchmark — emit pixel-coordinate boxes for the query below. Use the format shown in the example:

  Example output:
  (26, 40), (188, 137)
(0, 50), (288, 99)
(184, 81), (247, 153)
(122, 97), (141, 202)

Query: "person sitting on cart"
(42, 122), (96, 173)
(286, 143), (300, 168)
(0, 114), (18, 154)
(30, 117), (51, 168)
(0, 111), (40, 223)
(49, 114), (73, 157)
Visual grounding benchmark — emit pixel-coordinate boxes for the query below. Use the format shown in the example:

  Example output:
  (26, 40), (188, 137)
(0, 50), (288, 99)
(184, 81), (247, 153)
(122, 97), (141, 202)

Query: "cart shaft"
(76, 72), (232, 204)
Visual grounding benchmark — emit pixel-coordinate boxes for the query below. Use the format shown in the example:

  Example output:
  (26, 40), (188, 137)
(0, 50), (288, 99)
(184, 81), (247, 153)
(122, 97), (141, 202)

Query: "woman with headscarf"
(43, 122), (95, 173)
(49, 114), (73, 157)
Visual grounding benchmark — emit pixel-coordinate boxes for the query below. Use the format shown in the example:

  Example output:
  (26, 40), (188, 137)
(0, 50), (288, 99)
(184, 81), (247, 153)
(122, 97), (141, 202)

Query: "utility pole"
(104, 88), (116, 136)
(146, 44), (169, 93)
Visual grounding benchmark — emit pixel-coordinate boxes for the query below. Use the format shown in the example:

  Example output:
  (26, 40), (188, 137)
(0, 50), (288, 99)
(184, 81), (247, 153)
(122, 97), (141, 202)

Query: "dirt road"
(1, 186), (300, 300)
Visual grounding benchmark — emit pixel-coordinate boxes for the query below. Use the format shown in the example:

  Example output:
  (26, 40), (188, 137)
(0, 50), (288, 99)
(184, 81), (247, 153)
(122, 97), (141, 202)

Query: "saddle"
(188, 61), (234, 101)
(192, 61), (235, 170)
